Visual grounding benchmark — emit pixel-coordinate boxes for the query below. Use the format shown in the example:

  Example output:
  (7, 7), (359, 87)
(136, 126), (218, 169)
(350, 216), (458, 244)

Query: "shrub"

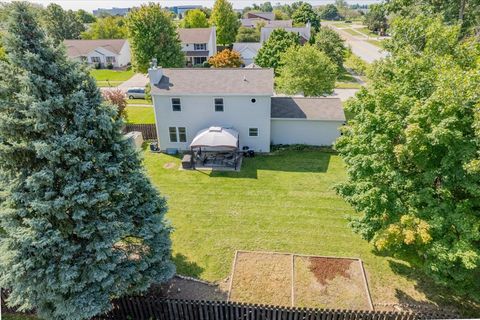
(106, 63), (113, 69)
(94, 62), (101, 69)
(344, 53), (368, 76)
(102, 89), (127, 119)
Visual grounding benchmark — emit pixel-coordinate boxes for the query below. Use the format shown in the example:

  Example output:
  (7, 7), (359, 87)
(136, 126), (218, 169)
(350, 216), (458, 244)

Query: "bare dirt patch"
(294, 256), (370, 310)
(163, 162), (176, 169)
(229, 251), (292, 306)
(152, 276), (228, 301)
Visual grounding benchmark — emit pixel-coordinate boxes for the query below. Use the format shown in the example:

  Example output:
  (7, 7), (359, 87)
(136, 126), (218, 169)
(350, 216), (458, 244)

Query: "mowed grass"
(127, 99), (151, 105)
(143, 149), (450, 309)
(90, 69), (134, 87)
(125, 106), (155, 124)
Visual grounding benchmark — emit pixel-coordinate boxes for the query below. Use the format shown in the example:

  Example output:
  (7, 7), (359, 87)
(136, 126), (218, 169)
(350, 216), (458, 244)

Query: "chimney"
(148, 58), (163, 85)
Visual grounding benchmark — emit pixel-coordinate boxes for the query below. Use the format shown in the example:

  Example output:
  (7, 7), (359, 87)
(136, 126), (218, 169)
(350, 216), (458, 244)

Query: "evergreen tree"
(210, 0), (240, 45)
(0, 3), (174, 319)
(126, 3), (184, 72)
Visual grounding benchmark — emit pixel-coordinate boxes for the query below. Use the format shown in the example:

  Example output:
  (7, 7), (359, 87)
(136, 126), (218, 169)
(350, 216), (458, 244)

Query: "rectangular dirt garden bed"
(228, 251), (373, 310)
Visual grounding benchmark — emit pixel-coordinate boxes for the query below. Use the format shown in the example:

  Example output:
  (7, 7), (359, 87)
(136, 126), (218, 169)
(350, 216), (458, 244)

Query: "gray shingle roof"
(271, 97), (346, 121)
(64, 39), (127, 57)
(151, 68), (274, 96)
(178, 28), (212, 44)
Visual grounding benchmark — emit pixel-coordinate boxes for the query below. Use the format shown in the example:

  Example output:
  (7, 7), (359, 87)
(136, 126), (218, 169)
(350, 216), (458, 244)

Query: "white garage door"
(270, 119), (343, 146)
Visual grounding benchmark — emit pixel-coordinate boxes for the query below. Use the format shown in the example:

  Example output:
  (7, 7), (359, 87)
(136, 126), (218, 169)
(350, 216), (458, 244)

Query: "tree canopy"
(276, 44), (337, 96)
(208, 49), (243, 67)
(255, 29), (300, 71)
(42, 3), (85, 43)
(76, 9), (96, 23)
(319, 4), (342, 20)
(314, 27), (346, 72)
(335, 14), (480, 298)
(236, 26), (260, 42)
(81, 16), (127, 39)
(126, 3), (184, 72)
(210, 0), (240, 45)
(0, 3), (174, 319)
(180, 9), (210, 28)
(363, 3), (388, 35)
(291, 2), (320, 31)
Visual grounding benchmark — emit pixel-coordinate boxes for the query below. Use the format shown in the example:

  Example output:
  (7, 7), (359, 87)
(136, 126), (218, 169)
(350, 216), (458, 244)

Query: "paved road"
(324, 22), (388, 63)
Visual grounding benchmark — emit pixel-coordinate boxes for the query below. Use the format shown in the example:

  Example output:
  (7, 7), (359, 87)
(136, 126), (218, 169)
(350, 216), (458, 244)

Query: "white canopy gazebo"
(189, 127), (240, 169)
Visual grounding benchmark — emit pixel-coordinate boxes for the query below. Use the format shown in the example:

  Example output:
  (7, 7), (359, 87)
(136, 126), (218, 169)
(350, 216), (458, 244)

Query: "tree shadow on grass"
(172, 253), (204, 278)
(387, 259), (480, 317)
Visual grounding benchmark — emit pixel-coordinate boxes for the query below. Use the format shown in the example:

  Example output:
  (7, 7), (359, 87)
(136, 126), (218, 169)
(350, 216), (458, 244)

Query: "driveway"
(117, 73), (148, 92)
(331, 88), (360, 101)
(324, 22), (388, 63)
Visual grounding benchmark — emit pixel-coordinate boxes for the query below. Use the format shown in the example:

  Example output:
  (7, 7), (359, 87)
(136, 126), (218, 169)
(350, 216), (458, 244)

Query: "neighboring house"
(232, 42), (262, 66)
(64, 39), (131, 68)
(178, 27), (217, 66)
(93, 7), (130, 16)
(246, 12), (275, 20)
(147, 67), (345, 153)
(241, 18), (293, 28)
(260, 24), (312, 43)
(169, 5), (203, 16)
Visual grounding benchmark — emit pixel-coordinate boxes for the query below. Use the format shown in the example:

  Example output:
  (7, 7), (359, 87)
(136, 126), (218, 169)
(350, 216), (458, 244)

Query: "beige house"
(178, 27), (217, 66)
(63, 39), (131, 68)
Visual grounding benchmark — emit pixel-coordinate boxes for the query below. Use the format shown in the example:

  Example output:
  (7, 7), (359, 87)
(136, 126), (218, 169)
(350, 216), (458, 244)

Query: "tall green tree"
(126, 3), (184, 72)
(276, 44), (337, 96)
(236, 26), (260, 42)
(0, 3), (174, 319)
(210, 0), (240, 45)
(319, 4), (342, 20)
(335, 15), (480, 298)
(255, 29), (300, 71)
(292, 2), (320, 31)
(81, 16), (127, 39)
(314, 27), (346, 72)
(42, 3), (85, 43)
(363, 3), (388, 35)
(180, 9), (209, 28)
(76, 9), (96, 23)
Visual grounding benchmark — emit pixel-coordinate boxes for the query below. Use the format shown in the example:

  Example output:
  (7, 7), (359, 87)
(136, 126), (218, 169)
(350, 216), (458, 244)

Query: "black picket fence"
(124, 123), (157, 140)
(94, 298), (458, 320)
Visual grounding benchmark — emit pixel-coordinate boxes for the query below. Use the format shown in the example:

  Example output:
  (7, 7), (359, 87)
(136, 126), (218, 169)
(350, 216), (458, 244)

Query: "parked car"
(126, 87), (146, 99)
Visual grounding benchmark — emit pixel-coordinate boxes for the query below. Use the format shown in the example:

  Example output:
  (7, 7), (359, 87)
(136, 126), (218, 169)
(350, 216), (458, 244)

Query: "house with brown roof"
(63, 39), (131, 68)
(178, 27), (217, 66)
(147, 66), (345, 153)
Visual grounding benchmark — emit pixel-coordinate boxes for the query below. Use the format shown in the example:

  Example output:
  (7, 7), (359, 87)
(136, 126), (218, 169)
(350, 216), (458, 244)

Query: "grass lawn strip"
(127, 99), (152, 105)
(228, 251), (292, 306)
(125, 106), (155, 124)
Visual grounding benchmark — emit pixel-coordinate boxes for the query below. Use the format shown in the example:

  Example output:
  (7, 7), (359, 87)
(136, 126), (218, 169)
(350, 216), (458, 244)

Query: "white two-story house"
(64, 39), (131, 68)
(178, 27), (217, 66)
(148, 67), (346, 153)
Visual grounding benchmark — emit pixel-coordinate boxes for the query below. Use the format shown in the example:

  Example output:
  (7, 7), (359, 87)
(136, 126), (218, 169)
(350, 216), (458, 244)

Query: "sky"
(4, 0), (382, 11)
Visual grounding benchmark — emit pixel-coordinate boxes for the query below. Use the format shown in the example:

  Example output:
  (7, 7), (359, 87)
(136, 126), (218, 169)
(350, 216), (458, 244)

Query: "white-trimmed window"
(91, 56), (101, 63)
(178, 127), (187, 142)
(249, 128), (258, 137)
(171, 98), (181, 111)
(194, 43), (207, 50)
(214, 98), (224, 112)
(169, 127), (177, 142)
(106, 56), (116, 63)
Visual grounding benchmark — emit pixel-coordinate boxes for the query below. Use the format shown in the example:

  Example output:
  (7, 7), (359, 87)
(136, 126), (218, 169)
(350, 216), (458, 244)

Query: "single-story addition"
(147, 67), (345, 154)
(64, 39), (131, 68)
(178, 27), (217, 66)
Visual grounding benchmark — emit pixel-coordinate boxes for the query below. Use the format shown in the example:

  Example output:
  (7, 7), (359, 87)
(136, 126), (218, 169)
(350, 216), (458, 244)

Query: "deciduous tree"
(236, 26), (260, 42)
(319, 4), (342, 20)
(335, 15), (480, 298)
(210, 0), (240, 45)
(292, 2), (320, 31)
(276, 45), (337, 96)
(314, 27), (346, 72)
(0, 3), (174, 319)
(126, 3), (184, 72)
(363, 3), (388, 35)
(208, 49), (243, 67)
(180, 9), (209, 28)
(102, 89), (128, 119)
(255, 29), (300, 71)
(76, 9), (96, 23)
(42, 3), (85, 43)
(81, 16), (127, 39)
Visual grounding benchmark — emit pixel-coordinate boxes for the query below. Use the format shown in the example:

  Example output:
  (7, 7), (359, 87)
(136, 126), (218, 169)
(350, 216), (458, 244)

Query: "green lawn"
(335, 71), (363, 89)
(342, 27), (367, 37)
(366, 39), (383, 47)
(125, 106), (155, 124)
(90, 69), (134, 87)
(127, 99), (152, 105)
(3, 314), (38, 320)
(143, 148), (475, 313)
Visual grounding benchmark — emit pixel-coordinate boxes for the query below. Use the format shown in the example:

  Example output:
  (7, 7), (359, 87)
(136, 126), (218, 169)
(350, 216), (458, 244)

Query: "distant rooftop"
(178, 28), (213, 44)
(271, 97), (345, 121)
(151, 68), (274, 96)
(64, 39), (127, 57)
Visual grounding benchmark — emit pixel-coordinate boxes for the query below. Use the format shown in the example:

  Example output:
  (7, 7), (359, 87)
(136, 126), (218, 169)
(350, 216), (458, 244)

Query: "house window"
(106, 56), (116, 63)
(91, 56), (101, 63)
(193, 57), (207, 65)
(214, 98), (224, 112)
(249, 128), (258, 137)
(194, 43), (207, 50)
(171, 98), (181, 111)
(169, 127), (177, 142)
(178, 127), (187, 142)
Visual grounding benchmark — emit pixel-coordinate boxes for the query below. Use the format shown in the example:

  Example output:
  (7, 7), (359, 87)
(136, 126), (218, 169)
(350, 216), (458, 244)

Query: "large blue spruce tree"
(0, 3), (174, 319)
